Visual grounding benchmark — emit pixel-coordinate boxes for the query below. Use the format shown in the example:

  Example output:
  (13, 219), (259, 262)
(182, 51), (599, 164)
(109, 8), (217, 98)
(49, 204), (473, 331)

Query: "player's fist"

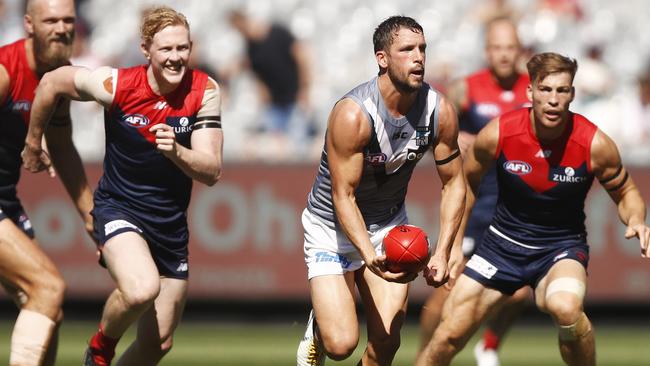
(150, 123), (177, 157)
(21, 143), (55, 177)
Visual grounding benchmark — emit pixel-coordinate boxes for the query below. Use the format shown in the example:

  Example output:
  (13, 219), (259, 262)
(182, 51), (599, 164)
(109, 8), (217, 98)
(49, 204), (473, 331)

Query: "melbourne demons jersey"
(462, 69), (530, 239)
(0, 39), (39, 210)
(460, 69), (530, 134)
(307, 77), (440, 227)
(97, 65), (208, 220)
(491, 109), (598, 246)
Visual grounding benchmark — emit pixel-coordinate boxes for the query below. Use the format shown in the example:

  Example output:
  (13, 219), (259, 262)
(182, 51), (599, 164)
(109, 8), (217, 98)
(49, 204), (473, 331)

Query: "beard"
(387, 66), (422, 94)
(33, 32), (74, 70)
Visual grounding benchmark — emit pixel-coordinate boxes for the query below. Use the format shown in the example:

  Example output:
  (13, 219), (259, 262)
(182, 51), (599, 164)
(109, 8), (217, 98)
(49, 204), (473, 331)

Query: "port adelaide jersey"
(97, 65), (208, 219)
(491, 108), (598, 246)
(307, 77), (440, 227)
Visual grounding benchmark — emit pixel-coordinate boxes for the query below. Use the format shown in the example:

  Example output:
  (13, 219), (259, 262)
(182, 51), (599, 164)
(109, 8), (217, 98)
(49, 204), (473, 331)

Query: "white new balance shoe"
(473, 340), (500, 366)
(297, 310), (326, 366)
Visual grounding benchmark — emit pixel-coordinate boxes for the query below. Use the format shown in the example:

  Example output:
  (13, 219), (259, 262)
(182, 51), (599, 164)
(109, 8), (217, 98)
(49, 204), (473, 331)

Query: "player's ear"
(570, 86), (575, 103)
(140, 42), (150, 61)
(376, 50), (388, 71)
(526, 83), (533, 102)
(23, 14), (34, 36)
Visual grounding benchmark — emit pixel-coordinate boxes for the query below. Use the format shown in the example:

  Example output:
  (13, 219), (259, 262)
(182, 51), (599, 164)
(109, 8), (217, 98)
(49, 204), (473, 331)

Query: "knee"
(120, 280), (160, 310)
(545, 294), (582, 326)
(322, 333), (357, 361)
(30, 273), (65, 311)
(556, 312), (592, 342)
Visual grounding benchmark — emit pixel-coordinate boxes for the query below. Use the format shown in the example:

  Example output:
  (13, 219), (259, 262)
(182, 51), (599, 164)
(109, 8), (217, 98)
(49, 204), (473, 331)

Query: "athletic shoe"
(83, 347), (108, 366)
(473, 340), (500, 366)
(297, 310), (326, 366)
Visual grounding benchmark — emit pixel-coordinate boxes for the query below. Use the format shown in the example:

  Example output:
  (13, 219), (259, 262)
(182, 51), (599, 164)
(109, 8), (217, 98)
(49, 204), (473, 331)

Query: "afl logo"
(180, 117), (189, 127)
(365, 153), (387, 166)
(12, 100), (31, 112)
(504, 160), (532, 175)
(122, 114), (150, 128)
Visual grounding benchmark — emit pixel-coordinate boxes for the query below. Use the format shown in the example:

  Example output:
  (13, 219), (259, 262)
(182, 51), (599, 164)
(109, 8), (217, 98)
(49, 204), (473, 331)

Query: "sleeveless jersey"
(307, 77), (440, 227)
(462, 69), (530, 240)
(97, 65), (208, 222)
(461, 69), (530, 134)
(492, 109), (598, 246)
(0, 39), (39, 210)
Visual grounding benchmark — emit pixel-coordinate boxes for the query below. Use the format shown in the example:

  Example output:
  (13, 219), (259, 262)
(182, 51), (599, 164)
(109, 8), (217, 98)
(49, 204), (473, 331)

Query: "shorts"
(0, 205), (35, 239)
(92, 201), (190, 279)
(463, 225), (589, 295)
(302, 207), (408, 279)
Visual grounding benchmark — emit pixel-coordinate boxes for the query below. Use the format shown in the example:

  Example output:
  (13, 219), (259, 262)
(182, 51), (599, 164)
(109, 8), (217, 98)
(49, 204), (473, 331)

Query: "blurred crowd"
(1, 0), (649, 165)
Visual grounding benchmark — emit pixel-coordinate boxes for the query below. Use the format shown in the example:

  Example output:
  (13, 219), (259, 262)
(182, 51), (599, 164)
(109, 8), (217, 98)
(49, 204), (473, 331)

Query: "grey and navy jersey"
(307, 77), (440, 227)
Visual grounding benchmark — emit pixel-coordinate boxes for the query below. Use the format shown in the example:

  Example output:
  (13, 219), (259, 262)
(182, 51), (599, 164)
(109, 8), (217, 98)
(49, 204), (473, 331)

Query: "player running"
(416, 52), (650, 366)
(296, 16), (466, 366)
(23, 6), (223, 366)
(1, 0), (94, 364)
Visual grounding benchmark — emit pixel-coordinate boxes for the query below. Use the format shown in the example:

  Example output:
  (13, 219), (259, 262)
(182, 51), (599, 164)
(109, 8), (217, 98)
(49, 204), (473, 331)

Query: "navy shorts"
(92, 201), (190, 279)
(463, 227), (589, 295)
(0, 205), (35, 239)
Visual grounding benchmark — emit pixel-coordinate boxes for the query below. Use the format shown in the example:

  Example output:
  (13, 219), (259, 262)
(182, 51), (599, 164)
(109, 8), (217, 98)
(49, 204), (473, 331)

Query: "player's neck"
(378, 74), (418, 117)
(530, 109), (569, 143)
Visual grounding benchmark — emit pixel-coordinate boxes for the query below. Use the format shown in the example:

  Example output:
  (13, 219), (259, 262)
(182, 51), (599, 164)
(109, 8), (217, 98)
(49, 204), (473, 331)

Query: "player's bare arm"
(327, 98), (414, 283)
(465, 117), (500, 206)
(445, 116), (500, 284)
(44, 97), (95, 236)
(447, 78), (475, 154)
(151, 77), (223, 186)
(424, 96), (466, 287)
(591, 129), (650, 257)
(23, 65), (113, 173)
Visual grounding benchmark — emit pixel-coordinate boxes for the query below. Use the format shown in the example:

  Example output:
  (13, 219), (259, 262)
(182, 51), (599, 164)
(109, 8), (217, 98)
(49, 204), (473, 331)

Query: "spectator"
(227, 8), (314, 160)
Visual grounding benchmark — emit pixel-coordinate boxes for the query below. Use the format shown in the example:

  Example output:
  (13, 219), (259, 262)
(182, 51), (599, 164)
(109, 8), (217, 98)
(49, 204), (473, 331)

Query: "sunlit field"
(1, 320), (648, 365)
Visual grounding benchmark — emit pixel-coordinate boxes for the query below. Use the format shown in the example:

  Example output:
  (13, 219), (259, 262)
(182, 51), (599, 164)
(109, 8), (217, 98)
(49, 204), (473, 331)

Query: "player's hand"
(21, 143), (56, 177)
(366, 254), (418, 283)
(150, 124), (178, 158)
(445, 244), (465, 289)
(423, 254), (449, 287)
(625, 222), (650, 258)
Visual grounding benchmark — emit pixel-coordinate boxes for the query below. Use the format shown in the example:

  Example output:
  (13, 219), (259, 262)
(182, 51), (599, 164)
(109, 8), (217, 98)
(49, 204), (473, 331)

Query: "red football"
(383, 224), (430, 273)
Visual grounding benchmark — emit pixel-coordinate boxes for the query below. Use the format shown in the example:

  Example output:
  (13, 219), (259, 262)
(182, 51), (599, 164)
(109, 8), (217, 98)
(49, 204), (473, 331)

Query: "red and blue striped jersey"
(97, 65), (208, 220)
(491, 108), (598, 245)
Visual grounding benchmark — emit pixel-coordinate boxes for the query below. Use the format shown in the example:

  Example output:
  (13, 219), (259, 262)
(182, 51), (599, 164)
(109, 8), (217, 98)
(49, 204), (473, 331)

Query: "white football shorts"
(302, 207), (407, 279)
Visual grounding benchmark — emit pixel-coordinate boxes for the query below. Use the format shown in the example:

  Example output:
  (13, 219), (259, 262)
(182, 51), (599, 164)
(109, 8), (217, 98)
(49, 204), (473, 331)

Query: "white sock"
(10, 309), (56, 366)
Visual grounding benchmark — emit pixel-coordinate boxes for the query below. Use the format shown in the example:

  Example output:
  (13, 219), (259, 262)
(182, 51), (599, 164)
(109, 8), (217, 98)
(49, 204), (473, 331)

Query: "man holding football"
(296, 15), (466, 366)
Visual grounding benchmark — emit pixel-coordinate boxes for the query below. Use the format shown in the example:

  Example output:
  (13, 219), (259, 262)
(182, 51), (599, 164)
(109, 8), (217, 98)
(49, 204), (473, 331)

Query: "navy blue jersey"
(96, 66), (208, 224)
(461, 69), (530, 242)
(0, 39), (39, 212)
(491, 109), (598, 246)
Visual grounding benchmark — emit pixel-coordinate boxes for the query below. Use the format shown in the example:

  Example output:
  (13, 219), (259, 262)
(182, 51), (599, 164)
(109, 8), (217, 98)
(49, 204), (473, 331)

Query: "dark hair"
(373, 16), (423, 53)
(527, 52), (578, 84)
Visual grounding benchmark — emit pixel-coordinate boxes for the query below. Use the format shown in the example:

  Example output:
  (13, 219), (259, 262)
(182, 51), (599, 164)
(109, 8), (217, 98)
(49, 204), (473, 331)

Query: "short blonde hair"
(140, 6), (189, 45)
(527, 52), (578, 84)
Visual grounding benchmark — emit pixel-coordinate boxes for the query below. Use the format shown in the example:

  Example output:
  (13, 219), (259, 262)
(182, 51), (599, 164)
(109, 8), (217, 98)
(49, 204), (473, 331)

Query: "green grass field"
(1, 321), (648, 365)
